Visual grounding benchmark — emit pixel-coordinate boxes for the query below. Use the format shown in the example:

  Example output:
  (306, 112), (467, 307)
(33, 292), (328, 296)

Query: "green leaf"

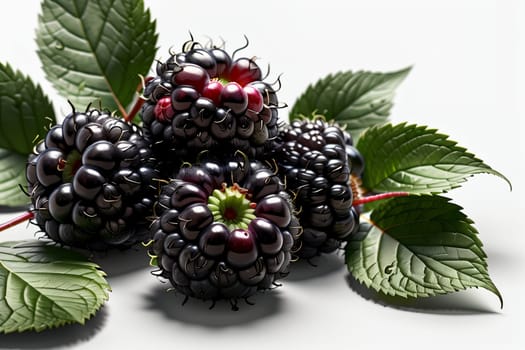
(0, 240), (110, 334)
(0, 149), (29, 207)
(289, 67), (410, 141)
(356, 122), (510, 194)
(346, 195), (502, 306)
(36, 0), (158, 115)
(0, 62), (55, 155)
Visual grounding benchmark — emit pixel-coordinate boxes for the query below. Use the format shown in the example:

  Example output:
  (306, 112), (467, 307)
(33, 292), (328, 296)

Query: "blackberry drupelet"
(344, 131), (365, 177)
(26, 105), (160, 250)
(148, 157), (300, 304)
(140, 38), (280, 175)
(275, 117), (362, 259)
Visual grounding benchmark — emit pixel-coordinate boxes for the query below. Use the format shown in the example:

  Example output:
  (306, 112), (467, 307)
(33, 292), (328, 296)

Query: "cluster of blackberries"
(141, 40), (279, 176)
(26, 39), (365, 305)
(149, 158), (300, 303)
(27, 106), (159, 250)
(276, 119), (362, 259)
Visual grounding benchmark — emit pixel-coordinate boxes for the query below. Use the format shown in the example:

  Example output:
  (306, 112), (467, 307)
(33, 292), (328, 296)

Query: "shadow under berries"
(88, 245), (151, 277)
(284, 252), (346, 282)
(0, 306), (108, 349)
(143, 285), (284, 327)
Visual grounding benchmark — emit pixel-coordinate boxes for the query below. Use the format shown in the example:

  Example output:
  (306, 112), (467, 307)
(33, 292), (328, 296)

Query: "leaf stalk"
(352, 192), (410, 206)
(0, 211), (35, 232)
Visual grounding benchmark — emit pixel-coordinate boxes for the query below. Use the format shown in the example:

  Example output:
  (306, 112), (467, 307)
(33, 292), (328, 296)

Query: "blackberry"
(148, 157), (300, 304)
(140, 38), (280, 174)
(275, 117), (362, 259)
(26, 105), (160, 250)
(343, 131), (365, 177)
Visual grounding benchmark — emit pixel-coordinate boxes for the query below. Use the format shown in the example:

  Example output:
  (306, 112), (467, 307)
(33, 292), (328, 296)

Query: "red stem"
(0, 211), (35, 232)
(0, 193), (408, 231)
(352, 192), (410, 206)
(124, 76), (153, 123)
(124, 97), (146, 123)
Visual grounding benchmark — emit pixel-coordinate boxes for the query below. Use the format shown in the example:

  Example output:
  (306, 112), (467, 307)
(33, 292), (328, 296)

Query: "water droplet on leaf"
(384, 262), (395, 275)
(54, 40), (64, 50)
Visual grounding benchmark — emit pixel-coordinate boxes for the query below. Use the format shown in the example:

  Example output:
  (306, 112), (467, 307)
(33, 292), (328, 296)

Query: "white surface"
(1, 0), (524, 349)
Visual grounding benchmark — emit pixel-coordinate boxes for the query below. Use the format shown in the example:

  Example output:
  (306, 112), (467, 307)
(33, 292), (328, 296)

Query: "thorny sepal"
(208, 183), (256, 231)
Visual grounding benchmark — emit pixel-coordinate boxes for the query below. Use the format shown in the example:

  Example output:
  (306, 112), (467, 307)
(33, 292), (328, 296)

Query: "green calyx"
(207, 184), (256, 231)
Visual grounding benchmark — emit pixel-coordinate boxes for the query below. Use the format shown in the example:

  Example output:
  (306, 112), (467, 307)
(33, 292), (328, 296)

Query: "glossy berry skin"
(209, 48), (232, 77)
(185, 48), (217, 77)
(26, 107), (160, 250)
(244, 85), (264, 116)
(345, 142), (365, 176)
(227, 58), (263, 86)
(171, 64), (210, 92)
(275, 117), (361, 259)
(141, 39), (280, 174)
(201, 81), (223, 106)
(220, 82), (248, 115)
(149, 158), (300, 302)
(153, 96), (174, 122)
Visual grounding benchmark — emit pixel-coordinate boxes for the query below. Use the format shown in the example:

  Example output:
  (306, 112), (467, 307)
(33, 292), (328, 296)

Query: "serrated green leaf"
(36, 0), (158, 115)
(356, 122), (510, 194)
(289, 67), (410, 141)
(0, 149), (29, 206)
(0, 62), (55, 155)
(346, 195), (502, 306)
(0, 240), (110, 334)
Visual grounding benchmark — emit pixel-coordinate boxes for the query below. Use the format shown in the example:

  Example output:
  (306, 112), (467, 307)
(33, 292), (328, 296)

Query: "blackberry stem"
(0, 193), (409, 232)
(352, 192), (410, 206)
(125, 97), (146, 123)
(124, 76), (153, 123)
(0, 211), (35, 232)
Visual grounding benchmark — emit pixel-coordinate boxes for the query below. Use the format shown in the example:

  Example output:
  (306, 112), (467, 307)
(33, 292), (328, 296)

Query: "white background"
(0, 0), (524, 349)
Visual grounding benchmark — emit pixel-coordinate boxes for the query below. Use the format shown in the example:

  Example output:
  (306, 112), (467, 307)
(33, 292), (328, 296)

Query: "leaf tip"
(489, 285), (504, 310)
(500, 174), (512, 192)
(398, 65), (413, 76)
(485, 168), (512, 192)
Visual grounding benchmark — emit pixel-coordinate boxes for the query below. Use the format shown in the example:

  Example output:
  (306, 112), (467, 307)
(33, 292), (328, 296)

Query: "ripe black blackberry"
(140, 38), (280, 173)
(344, 131), (365, 178)
(25, 105), (160, 250)
(275, 117), (362, 259)
(148, 157), (300, 306)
